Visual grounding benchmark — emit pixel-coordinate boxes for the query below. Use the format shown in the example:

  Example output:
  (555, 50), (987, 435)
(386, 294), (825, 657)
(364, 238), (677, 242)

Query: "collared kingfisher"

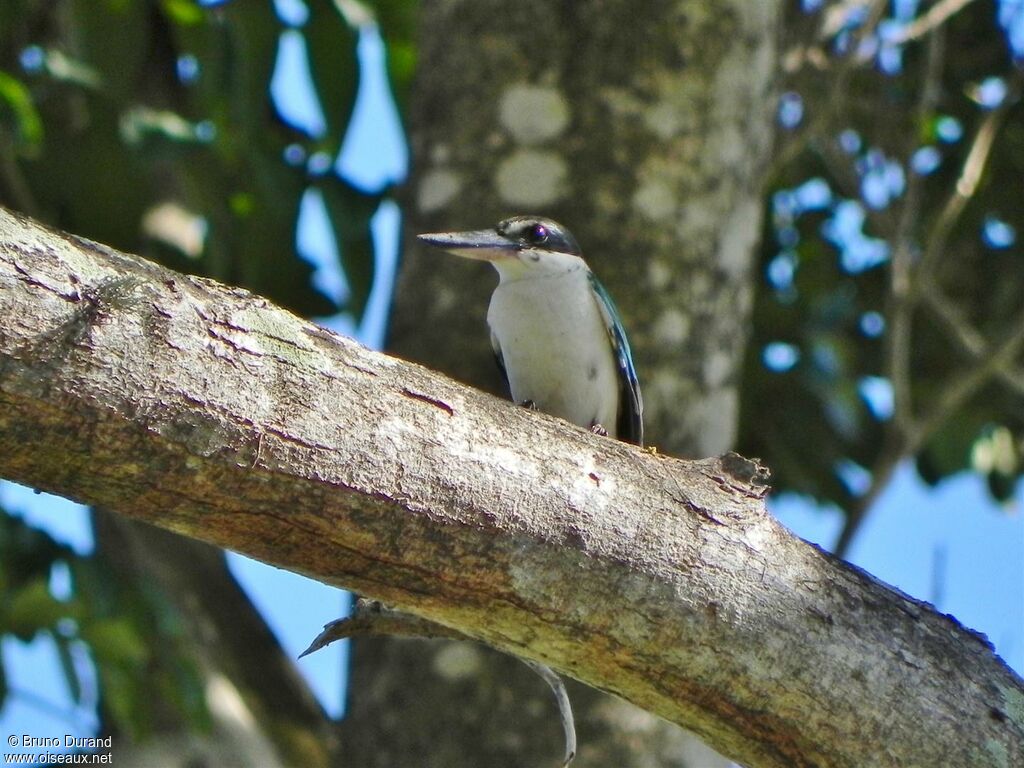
(417, 216), (644, 446)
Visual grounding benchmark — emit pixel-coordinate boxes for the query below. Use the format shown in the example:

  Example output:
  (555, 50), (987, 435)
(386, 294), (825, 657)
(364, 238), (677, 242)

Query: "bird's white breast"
(487, 269), (619, 436)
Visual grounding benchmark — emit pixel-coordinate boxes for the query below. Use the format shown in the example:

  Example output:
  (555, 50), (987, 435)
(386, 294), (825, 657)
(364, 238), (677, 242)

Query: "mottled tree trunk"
(347, 1), (780, 766)
(390, 0), (778, 457)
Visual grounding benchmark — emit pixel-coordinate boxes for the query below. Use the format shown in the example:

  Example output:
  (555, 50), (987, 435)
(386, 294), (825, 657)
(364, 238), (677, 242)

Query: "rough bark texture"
(2, 209), (1022, 768)
(377, 2), (781, 765)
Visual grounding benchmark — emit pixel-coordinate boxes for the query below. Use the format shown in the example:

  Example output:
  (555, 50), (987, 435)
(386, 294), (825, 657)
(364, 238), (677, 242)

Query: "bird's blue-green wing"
(489, 327), (510, 392)
(588, 273), (644, 445)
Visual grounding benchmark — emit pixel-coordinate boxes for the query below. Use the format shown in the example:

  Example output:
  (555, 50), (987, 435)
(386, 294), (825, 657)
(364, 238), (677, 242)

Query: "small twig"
(920, 283), (1024, 397)
(913, 96), (1015, 285)
(892, 0), (978, 44)
(299, 599), (468, 656)
(837, 304), (1024, 557)
(929, 543), (948, 608)
(301, 599), (578, 767)
(820, 0), (887, 42)
(886, 22), (947, 435)
(833, 433), (906, 558)
(521, 659), (577, 768)
(772, 0), (890, 178)
(910, 311), (1024, 448)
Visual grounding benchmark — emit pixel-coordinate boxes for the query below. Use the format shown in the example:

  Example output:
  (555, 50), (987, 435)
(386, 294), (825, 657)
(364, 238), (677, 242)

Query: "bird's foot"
(520, 399), (538, 410)
(589, 421), (609, 437)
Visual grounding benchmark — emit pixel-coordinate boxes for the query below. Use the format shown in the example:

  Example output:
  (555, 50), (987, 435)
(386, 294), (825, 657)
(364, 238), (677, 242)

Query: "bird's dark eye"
(527, 223), (549, 245)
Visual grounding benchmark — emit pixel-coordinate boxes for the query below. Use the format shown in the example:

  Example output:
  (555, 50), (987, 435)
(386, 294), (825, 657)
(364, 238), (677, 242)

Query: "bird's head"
(417, 216), (585, 281)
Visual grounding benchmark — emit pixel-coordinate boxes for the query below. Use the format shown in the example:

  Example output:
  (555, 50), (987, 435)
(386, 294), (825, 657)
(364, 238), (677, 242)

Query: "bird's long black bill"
(416, 229), (517, 261)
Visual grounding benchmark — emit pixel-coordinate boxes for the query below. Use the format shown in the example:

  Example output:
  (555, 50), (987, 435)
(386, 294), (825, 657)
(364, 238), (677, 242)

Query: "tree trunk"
(362, 1), (780, 765)
(4, 208), (1019, 766)
(391, 0), (777, 457)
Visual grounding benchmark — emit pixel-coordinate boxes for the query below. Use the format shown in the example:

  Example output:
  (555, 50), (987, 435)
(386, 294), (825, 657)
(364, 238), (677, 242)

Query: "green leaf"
(364, 0), (419, 107)
(97, 663), (147, 739)
(6, 579), (66, 639)
(161, 0), (206, 26)
(80, 617), (148, 668)
(0, 71), (43, 150)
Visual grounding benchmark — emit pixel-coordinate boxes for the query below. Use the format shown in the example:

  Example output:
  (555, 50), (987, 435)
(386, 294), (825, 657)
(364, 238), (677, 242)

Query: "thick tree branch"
(0, 207), (1021, 768)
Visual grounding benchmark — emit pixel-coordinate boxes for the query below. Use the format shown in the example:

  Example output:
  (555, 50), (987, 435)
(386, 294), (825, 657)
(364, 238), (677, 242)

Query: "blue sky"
(2, 4), (1022, 755)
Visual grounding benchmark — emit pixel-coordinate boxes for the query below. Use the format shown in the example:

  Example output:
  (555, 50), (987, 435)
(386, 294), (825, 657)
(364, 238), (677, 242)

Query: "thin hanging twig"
(301, 599), (579, 767)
